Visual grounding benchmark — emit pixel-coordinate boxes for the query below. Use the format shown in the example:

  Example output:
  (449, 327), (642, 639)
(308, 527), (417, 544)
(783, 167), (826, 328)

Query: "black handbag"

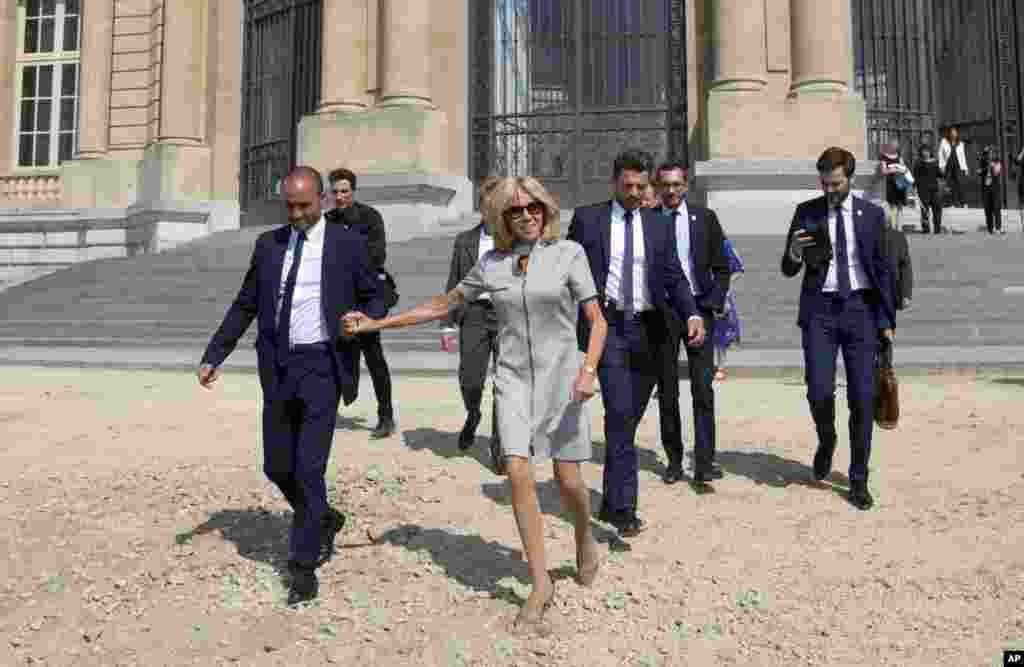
(378, 269), (399, 310)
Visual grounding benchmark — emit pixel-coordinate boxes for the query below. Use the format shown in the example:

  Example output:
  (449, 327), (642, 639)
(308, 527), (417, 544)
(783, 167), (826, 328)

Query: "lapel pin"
(857, 210), (863, 216)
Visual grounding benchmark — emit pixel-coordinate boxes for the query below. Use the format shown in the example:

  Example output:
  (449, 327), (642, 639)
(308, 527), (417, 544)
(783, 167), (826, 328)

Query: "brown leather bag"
(874, 338), (899, 429)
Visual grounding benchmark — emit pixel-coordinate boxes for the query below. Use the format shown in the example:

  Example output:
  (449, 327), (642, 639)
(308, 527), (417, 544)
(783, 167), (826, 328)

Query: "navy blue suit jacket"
(201, 222), (385, 405)
(654, 204), (731, 315)
(568, 201), (698, 349)
(780, 195), (896, 329)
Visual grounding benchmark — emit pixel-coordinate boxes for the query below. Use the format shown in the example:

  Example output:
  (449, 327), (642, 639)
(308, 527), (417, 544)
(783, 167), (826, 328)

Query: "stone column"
(379, 0), (433, 106)
(789, 0), (852, 95)
(709, 0), (767, 91)
(318, 0), (368, 112)
(0, 0), (17, 168)
(158, 0), (207, 143)
(76, 0), (114, 158)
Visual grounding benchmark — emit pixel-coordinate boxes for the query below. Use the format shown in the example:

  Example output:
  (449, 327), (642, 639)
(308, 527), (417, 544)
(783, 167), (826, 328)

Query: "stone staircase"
(2, 221), (1024, 355)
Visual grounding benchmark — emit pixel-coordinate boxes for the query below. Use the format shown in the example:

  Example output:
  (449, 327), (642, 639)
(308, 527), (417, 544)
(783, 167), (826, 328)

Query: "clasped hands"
(341, 311), (373, 338)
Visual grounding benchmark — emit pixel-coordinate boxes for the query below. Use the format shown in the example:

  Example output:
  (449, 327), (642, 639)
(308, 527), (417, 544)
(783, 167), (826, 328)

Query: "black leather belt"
(289, 342), (330, 353)
(603, 299), (655, 320)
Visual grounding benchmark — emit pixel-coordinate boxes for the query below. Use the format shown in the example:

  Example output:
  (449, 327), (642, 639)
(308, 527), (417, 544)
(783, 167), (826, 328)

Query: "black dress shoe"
(662, 464), (685, 484)
(370, 416), (396, 439)
(287, 562), (319, 606)
(617, 517), (648, 538)
(317, 506), (347, 565)
(458, 412), (481, 451)
(848, 481), (874, 510)
(489, 437), (506, 476)
(693, 464), (724, 483)
(812, 442), (836, 481)
(597, 508), (647, 538)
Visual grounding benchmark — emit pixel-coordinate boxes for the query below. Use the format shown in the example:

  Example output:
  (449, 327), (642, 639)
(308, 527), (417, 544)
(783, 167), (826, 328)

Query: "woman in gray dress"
(342, 176), (608, 633)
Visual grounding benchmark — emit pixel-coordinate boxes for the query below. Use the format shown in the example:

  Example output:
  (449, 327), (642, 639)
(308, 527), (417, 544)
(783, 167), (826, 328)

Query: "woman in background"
(713, 238), (744, 381)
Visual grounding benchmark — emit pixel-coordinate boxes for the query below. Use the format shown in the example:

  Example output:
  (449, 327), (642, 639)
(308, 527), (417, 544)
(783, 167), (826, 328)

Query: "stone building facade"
(0, 0), (867, 286)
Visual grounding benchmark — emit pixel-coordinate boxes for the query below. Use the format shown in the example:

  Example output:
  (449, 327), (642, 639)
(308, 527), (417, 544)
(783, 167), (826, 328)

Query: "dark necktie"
(277, 230), (306, 352)
(833, 205), (852, 299)
(621, 209), (635, 318)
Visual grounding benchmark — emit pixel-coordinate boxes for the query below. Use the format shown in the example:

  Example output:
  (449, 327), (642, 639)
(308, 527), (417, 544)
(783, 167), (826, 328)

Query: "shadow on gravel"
(991, 378), (1024, 387)
(176, 508), (291, 568)
(335, 414), (369, 431)
(716, 450), (850, 492)
(479, 479), (621, 549)
(366, 524), (534, 604)
(400, 427), (493, 471)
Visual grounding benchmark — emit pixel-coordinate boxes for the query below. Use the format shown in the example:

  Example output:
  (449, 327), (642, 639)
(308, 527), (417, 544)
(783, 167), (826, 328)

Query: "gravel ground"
(2, 367), (1023, 666)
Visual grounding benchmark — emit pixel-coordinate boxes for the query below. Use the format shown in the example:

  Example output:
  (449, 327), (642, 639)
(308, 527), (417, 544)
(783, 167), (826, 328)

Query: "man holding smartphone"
(781, 147), (895, 511)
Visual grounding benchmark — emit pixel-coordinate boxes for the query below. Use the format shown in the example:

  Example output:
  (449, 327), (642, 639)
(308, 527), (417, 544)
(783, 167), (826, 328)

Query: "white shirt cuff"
(687, 315), (702, 323)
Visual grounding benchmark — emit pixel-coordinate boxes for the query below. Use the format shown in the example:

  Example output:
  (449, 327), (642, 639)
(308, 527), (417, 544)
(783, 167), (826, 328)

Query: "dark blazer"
(326, 201), (386, 270)
(781, 195), (896, 328)
(568, 201), (698, 348)
(655, 203), (731, 314)
(443, 221), (486, 328)
(201, 222), (385, 406)
(883, 226), (913, 308)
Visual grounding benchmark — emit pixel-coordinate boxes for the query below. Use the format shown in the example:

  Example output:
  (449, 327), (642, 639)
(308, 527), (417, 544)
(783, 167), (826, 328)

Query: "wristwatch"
(582, 365), (596, 375)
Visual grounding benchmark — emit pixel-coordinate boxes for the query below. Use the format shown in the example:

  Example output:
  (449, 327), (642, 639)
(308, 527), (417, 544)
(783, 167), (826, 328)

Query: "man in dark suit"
(443, 176), (504, 473)
(568, 149), (706, 537)
(326, 168), (396, 438)
(782, 147), (895, 510)
(198, 166), (384, 604)
(653, 161), (731, 486)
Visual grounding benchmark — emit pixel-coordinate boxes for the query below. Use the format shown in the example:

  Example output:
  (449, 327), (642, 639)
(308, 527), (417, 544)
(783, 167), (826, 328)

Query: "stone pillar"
(789, 0), (852, 95)
(0, 0), (17, 170)
(158, 0), (207, 143)
(76, 0), (114, 158)
(318, 0), (368, 112)
(710, 0), (767, 91)
(379, 0), (433, 106)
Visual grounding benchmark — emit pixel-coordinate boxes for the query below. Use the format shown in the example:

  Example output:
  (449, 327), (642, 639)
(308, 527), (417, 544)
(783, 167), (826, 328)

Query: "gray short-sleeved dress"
(456, 239), (598, 462)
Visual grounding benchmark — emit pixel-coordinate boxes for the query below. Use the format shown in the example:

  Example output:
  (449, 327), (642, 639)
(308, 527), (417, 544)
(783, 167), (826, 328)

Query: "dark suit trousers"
(982, 187), (1002, 233)
(657, 310), (716, 471)
(354, 331), (393, 419)
(458, 301), (500, 439)
(800, 291), (879, 483)
(262, 346), (341, 566)
(598, 310), (662, 516)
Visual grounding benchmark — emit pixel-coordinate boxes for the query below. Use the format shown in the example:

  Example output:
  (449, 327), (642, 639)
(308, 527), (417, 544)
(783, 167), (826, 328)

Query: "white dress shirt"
(669, 202), (700, 297)
(823, 197), (871, 293)
(606, 200), (652, 311)
(277, 217), (328, 345)
(475, 225), (495, 301)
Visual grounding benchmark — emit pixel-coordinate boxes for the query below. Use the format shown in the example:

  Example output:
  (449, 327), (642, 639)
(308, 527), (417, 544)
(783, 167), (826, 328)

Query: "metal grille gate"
(469, 0), (688, 209)
(240, 0), (322, 214)
(852, 0), (937, 162)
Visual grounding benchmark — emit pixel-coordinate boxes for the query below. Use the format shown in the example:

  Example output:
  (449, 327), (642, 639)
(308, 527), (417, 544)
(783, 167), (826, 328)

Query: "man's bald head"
(284, 166), (323, 232)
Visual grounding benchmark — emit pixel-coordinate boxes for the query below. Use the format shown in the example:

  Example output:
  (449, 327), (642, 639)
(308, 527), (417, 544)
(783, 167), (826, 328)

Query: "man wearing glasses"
(653, 162), (731, 487)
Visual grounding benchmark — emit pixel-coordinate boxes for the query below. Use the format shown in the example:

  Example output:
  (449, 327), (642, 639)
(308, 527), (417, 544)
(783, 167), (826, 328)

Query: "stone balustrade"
(0, 174), (63, 207)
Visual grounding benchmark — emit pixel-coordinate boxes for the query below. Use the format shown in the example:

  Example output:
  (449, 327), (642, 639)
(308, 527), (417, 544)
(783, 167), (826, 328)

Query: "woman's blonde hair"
(483, 176), (561, 252)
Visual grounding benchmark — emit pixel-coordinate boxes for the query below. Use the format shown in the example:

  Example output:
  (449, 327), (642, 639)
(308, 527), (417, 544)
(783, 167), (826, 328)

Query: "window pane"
(61, 63), (77, 96)
(20, 100), (36, 132)
(38, 65), (53, 98)
(42, 0), (56, 15)
(27, 0), (41, 18)
(19, 135), (34, 167)
(24, 19), (39, 53)
(60, 98), (75, 131)
(63, 16), (79, 51)
(22, 66), (37, 98)
(65, 0), (80, 15)
(35, 134), (51, 167)
(59, 133), (74, 163)
(40, 17), (55, 52)
(37, 100), (52, 132)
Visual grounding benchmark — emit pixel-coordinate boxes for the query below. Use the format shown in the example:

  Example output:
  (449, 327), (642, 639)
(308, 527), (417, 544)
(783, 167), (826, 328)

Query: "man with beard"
(781, 147), (895, 510)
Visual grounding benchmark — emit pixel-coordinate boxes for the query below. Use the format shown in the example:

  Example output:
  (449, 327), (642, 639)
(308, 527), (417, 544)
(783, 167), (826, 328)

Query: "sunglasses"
(503, 202), (544, 221)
